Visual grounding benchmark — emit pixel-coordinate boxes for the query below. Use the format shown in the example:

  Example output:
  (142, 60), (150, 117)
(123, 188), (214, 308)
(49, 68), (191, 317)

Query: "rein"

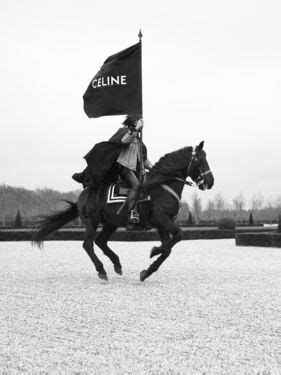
(160, 177), (196, 205)
(159, 150), (197, 203)
(160, 184), (181, 204)
(173, 177), (196, 187)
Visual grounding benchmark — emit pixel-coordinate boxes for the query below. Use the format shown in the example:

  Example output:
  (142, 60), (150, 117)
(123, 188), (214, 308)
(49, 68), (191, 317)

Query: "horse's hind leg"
(95, 224), (122, 275)
(83, 218), (108, 281)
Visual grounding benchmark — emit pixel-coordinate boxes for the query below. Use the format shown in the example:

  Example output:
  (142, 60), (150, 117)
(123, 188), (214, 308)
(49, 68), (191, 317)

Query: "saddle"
(106, 181), (151, 230)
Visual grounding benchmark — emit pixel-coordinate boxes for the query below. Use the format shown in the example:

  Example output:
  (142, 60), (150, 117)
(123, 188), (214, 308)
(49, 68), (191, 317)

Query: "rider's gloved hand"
(135, 119), (144, 131)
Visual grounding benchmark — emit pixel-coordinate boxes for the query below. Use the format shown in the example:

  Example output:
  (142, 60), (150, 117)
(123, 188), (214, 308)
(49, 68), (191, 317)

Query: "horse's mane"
(137, 147), (193, 194)
(149, 147), (192, 177)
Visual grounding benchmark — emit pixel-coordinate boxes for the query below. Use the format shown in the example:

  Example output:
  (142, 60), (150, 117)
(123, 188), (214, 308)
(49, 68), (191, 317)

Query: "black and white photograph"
(0, 0), (280, 373)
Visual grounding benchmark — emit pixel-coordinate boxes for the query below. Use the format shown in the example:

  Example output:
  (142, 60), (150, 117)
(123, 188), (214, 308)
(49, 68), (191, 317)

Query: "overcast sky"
(1, 0), (280, 207)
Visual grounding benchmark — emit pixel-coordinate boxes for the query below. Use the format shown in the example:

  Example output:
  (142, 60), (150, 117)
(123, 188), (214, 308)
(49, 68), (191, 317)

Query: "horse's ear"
(198, 141), (204, 150)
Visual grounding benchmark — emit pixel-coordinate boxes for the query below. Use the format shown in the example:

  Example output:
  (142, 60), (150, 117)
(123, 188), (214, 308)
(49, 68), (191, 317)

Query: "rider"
(72, 114), (153, 224)
(113, 115), (153, 223)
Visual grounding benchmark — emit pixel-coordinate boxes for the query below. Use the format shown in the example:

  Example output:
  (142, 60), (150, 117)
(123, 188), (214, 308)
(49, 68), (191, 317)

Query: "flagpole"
(138, 29), (144, 185)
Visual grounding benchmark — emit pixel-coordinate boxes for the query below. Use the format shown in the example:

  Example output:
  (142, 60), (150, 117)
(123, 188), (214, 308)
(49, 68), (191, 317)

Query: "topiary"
(217, 217), (236, 230)
(187, 211), (194, 226)
(15, 210), (23, 228)
(248, 212), (254, 225)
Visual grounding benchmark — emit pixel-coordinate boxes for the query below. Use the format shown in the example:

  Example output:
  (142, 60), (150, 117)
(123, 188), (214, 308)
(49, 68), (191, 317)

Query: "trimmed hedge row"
(0, 226), (276, 242)
(235, 232), (281, 247)
(0, 228), (261, 242)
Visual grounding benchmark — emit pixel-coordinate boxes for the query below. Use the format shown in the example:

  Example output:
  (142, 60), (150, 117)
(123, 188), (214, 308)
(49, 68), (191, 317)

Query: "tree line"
(177, 191), (281, 225)
(0, 184), (280, 227)
(0, 184), (81, 227)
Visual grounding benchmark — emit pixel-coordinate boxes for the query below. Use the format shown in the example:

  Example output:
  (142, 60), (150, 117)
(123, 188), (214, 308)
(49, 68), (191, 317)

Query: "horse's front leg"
(83, 217), (108, 281)
(141, 214), (182, 282)
(150, 228), (170, 258)
(150, 221), (182, 259)
(161, 223), (182, 252)
(140, 248), (172, 282)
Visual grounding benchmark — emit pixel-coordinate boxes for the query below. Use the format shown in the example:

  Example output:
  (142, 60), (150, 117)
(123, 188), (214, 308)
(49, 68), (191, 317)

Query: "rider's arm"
(121, 119), (143, 143)
(113, 119), (144, 144)
(121, 130), (138, 144)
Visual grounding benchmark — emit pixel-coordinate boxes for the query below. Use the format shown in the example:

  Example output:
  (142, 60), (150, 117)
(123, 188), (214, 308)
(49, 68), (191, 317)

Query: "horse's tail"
(32, 200), (78, 248)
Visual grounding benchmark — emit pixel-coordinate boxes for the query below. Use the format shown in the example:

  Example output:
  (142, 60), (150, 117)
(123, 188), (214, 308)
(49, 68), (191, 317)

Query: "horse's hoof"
(98, 272), (108, 281)
(114, 265), (123, 275)
(150, 246), (160, 259)
(140, 270), (147, 282)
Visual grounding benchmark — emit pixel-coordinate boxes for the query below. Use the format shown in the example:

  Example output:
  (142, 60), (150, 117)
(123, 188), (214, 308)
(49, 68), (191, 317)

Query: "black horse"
(33, 141), (214, 282)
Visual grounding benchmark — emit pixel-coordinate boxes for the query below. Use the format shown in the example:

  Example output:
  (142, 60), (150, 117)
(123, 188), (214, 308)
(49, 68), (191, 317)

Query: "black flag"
(83, 42), (142, 118)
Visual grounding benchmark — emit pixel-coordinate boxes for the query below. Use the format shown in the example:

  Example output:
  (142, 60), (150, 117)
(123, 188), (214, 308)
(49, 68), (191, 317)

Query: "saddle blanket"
(107, 183), (128, 204)
(106, 183), (150, 205)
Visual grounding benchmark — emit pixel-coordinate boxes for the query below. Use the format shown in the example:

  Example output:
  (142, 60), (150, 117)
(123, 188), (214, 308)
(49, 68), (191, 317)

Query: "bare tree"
(233, 192), (245, 223)
(214, 192), (225, 218)
(266, 196), (273, 224)
(177, 200), (190, 223)
(255, 193), (264, 211)
(191, 192), (202, 224)
(250, 193), (264, 223)
(0, 185), (8, 226)
(232, 197), (239, 220)
(205, 200), (215, 221)
(275, 195), (281, 210)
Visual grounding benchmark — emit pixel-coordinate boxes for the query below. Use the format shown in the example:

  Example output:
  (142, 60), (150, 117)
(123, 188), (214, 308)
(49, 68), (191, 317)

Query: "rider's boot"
(72, 168), (92, 188)
(127, 189), (139, 225)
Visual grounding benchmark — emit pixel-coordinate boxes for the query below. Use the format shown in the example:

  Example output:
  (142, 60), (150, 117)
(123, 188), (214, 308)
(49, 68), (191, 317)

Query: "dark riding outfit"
(72, 115), (152, 223)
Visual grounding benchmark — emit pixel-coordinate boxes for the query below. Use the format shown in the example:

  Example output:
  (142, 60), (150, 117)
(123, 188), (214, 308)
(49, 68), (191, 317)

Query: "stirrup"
(128, 209), (139, 224)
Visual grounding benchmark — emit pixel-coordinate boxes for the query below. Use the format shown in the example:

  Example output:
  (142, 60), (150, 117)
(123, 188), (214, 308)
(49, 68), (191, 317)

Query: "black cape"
(84, 141), (127, 188)
(82, 128), (147, 188)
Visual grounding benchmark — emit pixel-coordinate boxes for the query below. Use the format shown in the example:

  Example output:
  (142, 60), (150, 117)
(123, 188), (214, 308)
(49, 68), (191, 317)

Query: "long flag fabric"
(83, 42), (142, 118)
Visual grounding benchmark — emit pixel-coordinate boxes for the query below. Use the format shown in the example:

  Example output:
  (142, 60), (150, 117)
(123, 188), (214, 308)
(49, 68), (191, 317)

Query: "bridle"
(160, 145), (212, 203)
(187, 147), (198, 176)
(174, 147), (212, 189)
(188, 146), (212, 190)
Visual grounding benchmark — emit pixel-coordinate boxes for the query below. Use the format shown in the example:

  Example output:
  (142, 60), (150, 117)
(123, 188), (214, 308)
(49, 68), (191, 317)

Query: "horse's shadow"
(34, 270), (165, 287)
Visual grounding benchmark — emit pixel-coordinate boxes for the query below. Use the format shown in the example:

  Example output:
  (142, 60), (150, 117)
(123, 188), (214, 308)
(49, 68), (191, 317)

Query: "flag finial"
(138, 29), (143, 40)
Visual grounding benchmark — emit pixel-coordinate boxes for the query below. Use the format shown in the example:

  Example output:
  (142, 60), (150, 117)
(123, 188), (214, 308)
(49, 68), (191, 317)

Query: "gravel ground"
(0, 239), (280, 374)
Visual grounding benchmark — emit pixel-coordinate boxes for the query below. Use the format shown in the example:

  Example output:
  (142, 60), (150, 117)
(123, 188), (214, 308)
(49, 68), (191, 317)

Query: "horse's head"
(187, 141), (214, 190)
